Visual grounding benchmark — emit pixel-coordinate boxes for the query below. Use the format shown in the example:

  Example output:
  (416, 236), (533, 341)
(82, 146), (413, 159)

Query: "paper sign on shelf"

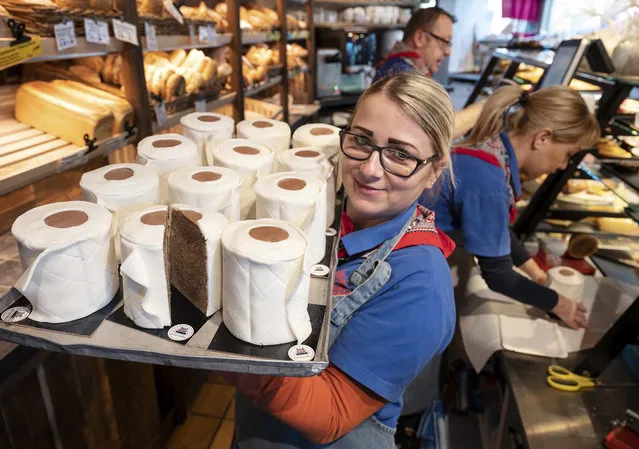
(84, 18), (110, 45)
(54, 20), (77, 51)
(112, 19), (139, 46)
(154, 102), (167, 128)
(0, 35), (41, 71)
(194, 98), (207, 112)
(198, 25), (217, 43)
(144, 22), (158, 51)
(163, 0), (184, 25)
(207, 26), (217, 43)
(189, 24), (196, 44)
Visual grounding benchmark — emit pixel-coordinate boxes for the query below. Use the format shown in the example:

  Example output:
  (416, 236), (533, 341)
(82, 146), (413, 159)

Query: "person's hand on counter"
(519, 258), (548, 286)
(552, 295), (588, 330)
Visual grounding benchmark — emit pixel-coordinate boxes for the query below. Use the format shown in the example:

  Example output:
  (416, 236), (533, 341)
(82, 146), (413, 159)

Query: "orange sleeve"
(222, 363), (387, 444)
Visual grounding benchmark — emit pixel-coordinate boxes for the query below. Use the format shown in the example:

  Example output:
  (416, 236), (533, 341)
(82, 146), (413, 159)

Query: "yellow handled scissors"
(546, 365), (597, 392)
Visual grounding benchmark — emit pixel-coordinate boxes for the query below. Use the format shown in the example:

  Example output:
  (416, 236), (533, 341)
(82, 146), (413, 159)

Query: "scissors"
(546, 365), (636, 392)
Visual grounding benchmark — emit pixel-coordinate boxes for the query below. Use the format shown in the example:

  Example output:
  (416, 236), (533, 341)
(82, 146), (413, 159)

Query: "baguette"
(50, 80), (133, 134)
(15, 81), (114, 146)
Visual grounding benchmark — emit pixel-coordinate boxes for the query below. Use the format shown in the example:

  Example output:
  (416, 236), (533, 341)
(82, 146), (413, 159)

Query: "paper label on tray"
(59, 152), (89, 173)
(194, 98), (207, 112)
(154, 102), (167, 128)
(163, 0), (185, 24)
(168, 324), (194, 341)
(1, 306), (30, 323)
(144, 22), (158, 51)
(105, 135), (126, 156)
(112, 19), (139, 46)
(288, 344), (315, 361)
(84, 18), (110, 45)
(54, 20), (77, 51)
(0, 36), (41, 71)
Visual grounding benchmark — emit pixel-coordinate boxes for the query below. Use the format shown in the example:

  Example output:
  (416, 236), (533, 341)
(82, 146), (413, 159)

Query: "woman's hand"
(552, 295), (588, 330)
(519, 259), (548, 286)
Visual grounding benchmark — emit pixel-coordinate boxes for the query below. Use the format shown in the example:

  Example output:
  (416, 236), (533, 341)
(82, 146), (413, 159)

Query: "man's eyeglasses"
(339, 129), (438, 178)
(426, 31), (452, 50)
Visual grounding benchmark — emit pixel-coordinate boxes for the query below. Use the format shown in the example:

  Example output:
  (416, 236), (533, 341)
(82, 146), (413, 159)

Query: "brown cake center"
(181, 210), (202, 222)
(197, 115), (221, 122)
(233, 146), (260, 155)
(45, 210), (89, 228)
(277, 178), (306, 191)
(559, 268), (574, 277)
(104, 167), (134, 180)
(152, 139), (181, 148)
(252, 120), (273, 128)
(192, 171), (222, 182)
(296, 150), (320, 158)
(249, 226), (289, 242)
(141, 210), (167, 226)
(310, 127), (334, 136)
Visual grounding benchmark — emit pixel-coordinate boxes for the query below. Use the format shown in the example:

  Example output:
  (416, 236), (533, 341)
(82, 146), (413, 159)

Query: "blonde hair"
(353, 72), (455, 184)
(461, 85), (600, 148)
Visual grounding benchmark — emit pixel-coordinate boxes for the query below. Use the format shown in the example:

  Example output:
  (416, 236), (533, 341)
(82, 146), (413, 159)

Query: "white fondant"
(136, 134), (200, 203)
(180, 112), (235, 165)
(12, 201), (118, 323)
(236, 118), (291, 155)
(119, 205), (170, 329)
(254, 172), (328, 265)
(168, 167), (242, 222)
(221, 219), (312, 345)
(211, 139), (273, 219)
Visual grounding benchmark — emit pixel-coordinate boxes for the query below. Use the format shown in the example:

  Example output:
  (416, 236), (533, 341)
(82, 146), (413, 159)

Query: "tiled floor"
(0, 233), (21, 296)
(168, 373), (236, 449)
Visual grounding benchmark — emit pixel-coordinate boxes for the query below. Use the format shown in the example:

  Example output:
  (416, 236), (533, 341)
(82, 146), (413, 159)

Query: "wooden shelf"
(0, 124), (136, 196)
(287, 30), (310, 41)
(241, 31), (281, 45)
(314, 0), (415, 5)
(0, 37), (124, 64)
(142, 33), (232, 52)
(315, 22), (406, 30)
(245, 76), (283, 97)
(288, 66), (308, 78)
(152, 92), (237, 133)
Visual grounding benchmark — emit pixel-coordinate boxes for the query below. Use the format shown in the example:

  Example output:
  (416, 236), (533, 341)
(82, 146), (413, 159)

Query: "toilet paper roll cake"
(254, 172), (328, 264)
(548, 266), (585, 300)
(119, 206), (171, 329)
(80, 163), (161, 261)
(136, 134), (199, 203)
(278, 147), (336, 226)
(11, 201), (118, 323)
(180, 112), (235, 165)
(292, 123), (341, 157)
(236, 118), (291, 154)
(212, 139), (273, 219)
(168, 167), (242, 222)
(221, 219), (312, 345)
(166, 205), (228, 317)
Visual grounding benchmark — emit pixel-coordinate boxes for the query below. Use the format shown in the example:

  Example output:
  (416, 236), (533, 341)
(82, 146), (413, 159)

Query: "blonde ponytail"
(461, 85), (600, 149)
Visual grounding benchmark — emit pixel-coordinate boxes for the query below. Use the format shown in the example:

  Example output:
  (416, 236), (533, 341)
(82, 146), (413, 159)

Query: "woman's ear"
(532, 128), (553, 151)
(426, 158), (447, 188)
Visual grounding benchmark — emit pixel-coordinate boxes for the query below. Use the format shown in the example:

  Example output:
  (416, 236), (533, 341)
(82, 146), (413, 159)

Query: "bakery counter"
(151, 91), (236, 133)
(0, 37), (124, 64)
(0, 130), (137, 196)
(141, 33), (233, 52)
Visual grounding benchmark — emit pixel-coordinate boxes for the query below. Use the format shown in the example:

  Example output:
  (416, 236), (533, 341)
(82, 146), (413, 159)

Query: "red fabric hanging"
(502, 0), (541, 22)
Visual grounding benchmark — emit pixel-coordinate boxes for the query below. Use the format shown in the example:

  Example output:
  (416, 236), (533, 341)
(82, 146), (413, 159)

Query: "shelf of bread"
(315, 21), (405, 29)
(313, 0), (416, 6)
(242, 31), (282, 45)
(141, 33), (233, 52)
(245, 75), (283, 97)
(0, 37), (124, 64)
(152, 91), (237, 133)
(287, 30), (310, 41)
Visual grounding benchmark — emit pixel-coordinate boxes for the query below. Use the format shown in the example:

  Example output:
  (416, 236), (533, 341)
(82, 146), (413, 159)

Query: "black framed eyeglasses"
(426, 31), (452, 50)
(339, 129), (438, 178)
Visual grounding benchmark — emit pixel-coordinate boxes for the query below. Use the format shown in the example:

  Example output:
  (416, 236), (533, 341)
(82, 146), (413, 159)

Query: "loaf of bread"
(73, 56), (104, 74)
(50, 80), (133, 134)
(89, 0), (112, 10)
(15, 81), (114, 146)
(597, 217), (639, 236)
(137, 0), (163, 16)
(69, 65), (102, 84)
(597, 139), (631, 159)
(52, 0), (89, 8)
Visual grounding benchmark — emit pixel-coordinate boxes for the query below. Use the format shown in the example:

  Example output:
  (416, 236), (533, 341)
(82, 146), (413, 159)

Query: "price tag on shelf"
(105, 134), (127, 156)
(112, 18), (139, 46)
(207, 25), (217, 43)
(54, 20), (77, 51)
(163, 0), (184, 25)
(154, 101), (167, 128)
(84, 18), (110, 45)
(189, 24), (196, 44)
(0, 35), (41, 71)
(59, 151), (89, 173)
(198, 25), (209, 42)
(194, 98), (207, 112)
(144, 22), (158, 51)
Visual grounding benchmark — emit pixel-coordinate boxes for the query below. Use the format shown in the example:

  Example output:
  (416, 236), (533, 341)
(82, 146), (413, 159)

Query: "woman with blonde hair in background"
(431, 85), (600, 329)
(221, 72), (457, 448)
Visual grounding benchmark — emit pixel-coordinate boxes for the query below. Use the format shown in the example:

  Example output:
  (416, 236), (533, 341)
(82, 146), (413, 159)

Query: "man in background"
(374, 7), (482, 140)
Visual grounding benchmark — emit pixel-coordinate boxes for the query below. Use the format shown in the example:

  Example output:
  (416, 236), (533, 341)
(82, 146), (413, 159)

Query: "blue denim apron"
(233, 210), (416, 449)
